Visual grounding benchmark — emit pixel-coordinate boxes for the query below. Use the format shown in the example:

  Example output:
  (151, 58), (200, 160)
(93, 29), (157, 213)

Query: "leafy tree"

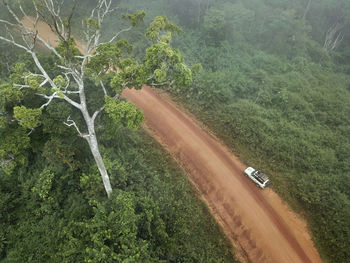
(0, 0), (198, 197)
(0, 124), (237, 262)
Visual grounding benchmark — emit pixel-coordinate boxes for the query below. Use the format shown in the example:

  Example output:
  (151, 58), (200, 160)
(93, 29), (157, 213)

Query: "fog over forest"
(0, 0), (349, 262)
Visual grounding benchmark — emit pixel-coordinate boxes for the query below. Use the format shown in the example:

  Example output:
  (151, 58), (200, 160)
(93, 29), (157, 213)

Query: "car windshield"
(260, 174), (268, 181)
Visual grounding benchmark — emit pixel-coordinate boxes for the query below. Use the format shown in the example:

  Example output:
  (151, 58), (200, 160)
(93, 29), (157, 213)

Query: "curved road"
(123, 87), (323, 263)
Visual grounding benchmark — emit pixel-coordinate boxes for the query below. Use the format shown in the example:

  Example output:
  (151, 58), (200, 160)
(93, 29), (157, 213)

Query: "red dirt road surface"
(123, 86), (323, 263)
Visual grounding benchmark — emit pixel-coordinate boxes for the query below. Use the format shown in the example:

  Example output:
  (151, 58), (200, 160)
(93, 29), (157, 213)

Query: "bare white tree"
(0, 0), (135, 197)
(302, 0), (312, 20)
(323, 21), (344, 51)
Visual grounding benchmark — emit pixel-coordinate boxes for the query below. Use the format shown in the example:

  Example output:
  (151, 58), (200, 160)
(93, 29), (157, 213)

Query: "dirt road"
(20, 15), (323, 263)
(123, 87), (323, 263)
(21, 16), (85, 54)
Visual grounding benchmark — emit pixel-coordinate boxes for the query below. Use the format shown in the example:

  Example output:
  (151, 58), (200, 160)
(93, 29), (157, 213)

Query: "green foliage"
(203, 2), (254, 44)
(153, 68), (166, 82)
(166, 0), (205, 28)
(85, 40), (133, 76)
(32, 168), (54, 200)
(80, 171), (104, 199)
(43, 137), (83, 172)
(41, 101), (73, 135)
(118, 0), (350, 261)
(143, 36), (198, 89)
(55, 37), (82, 62)
(84, 17), (100, 30)
(190, 63), (202, 76)
(9, 62), (25, 83)
(0, 82), (22, 109)
(13, 106), (42, 129)
(145, 16), (182, 43)
(53, 75), (68, 89)
(122, 10), (146, 27)
(203, 8), (225, 39)
(104, 96), (144, 131)
(0, 5), (228, 262)
(0, 128), (237, 262)
(145, 42), (181, 67)
(5, 0), (350, 261)
(75, 192), (153, 262)
(0, 128), (30, 174)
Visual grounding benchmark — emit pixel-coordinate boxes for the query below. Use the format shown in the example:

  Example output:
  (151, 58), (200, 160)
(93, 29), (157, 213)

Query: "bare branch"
(65, 90), (80, 94)
(100, 80), (108, 96)
(0, 19), (16, 27)
(107, 26), (132, 43)
(57, 64), (72, 71)
(0, 2), (63, 59)
(0, 34), (29, 52)
(83, 0), (119, 54)
(66, 0), (78, 39)
(91, 78), (116, 123)
(3, 0), (24, 26)
(64, 115), (86, 138)
(36, 91), (81, 110)
(13, 83), (31, 90)
(150, 80), (174, 87)
(1, 0), (115, 197)
(0, 154), (14, 169)
(324, 22), (344, 51)
(27, 128), (36, 136)
(25, 73), (45, 78)
(37, 35), (62, 58)
(38, 91), (58, 109)
(63, 95), (82, 109)
(61, 73), (71, 91)
(92, 105), (105, 123)
(39, 78), (49, 87)
(31, 51), (57, 87)
(74, 53), (96, 59)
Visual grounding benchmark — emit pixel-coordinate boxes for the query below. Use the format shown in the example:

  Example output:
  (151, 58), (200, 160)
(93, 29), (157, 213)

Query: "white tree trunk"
(324, 22), (344, 51)
(87, 132), (112, 198)
(302, 0), (312, 20)
(0, 0), (122, 198)
(80, 90), (113, 198)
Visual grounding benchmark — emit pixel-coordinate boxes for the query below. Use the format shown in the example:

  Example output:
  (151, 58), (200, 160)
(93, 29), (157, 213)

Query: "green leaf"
(0, 128), (30, 174)
(53, 75), (68, 89)
(145, 16), (182, 43)
(9, 63), (26, 83)
(104, 97), (144, 131)
(32, 168), (55, 200)
(13, 105), (42, 129)
(55, 37), (81, 62)
(0, 82), (23, 107)
(123, 10), (146, 27)
(84, 17), (100, 29)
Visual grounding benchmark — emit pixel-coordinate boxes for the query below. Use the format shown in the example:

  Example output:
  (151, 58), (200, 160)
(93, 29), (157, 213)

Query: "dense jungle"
(1, 0), (350, 262)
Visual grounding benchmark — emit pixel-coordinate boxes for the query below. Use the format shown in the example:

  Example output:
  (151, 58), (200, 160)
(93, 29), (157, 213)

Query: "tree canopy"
(116, 0), (350, 262)
(0, 1), (237, 262)
(0, 0), (199, 197)
(2, 0), (350, 262)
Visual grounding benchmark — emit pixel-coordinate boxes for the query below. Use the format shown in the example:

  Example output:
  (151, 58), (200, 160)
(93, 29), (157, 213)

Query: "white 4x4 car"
(244, 167), (270, 189)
